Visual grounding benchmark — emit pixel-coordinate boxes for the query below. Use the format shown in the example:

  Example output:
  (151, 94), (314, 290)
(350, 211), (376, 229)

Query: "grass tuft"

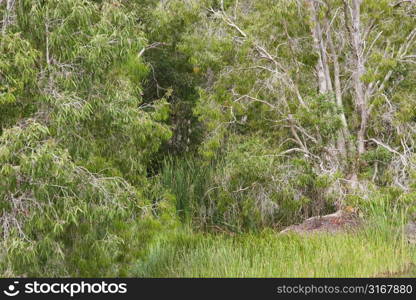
(133, 223), (416, 277)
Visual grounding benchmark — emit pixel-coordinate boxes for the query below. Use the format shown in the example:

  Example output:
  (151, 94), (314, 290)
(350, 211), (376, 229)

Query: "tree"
(0, 0), (176, 276)
(181, 0), (416, 215)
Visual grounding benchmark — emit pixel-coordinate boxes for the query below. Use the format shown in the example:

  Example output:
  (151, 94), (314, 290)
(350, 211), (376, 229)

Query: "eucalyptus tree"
(176, 0), (416, 226)
(0, 0), (176, 276)
(307, 0), (416, 189)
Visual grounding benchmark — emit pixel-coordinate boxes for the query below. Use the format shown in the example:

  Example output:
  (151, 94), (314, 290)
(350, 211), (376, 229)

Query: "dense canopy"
(1, 0), (415, 277)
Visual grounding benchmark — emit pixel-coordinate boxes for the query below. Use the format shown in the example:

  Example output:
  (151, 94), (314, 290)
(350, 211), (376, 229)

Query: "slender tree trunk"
(309, 1), (328, 94)
(309, 1), (350, 163)
(1, 0), (14, 37)
(324, 15), (351, 160)
(342, 0), (367, 187)
(349, 0), (367, 157)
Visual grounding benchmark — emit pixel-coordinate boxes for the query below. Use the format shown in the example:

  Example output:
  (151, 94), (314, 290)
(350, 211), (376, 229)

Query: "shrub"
(0, 121), (175, 277)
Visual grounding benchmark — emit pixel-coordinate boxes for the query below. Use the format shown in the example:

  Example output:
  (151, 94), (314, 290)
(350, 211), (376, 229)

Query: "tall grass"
(158, 156), (215, 224)
(133, 225), (415, 277)
(132, 199), (416, 277)
(149, 156), (416, 277)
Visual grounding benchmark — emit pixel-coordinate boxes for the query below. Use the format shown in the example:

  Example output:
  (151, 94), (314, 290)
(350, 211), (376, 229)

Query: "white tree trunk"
(309, 1), (329, 94)
(324, 16), (350, 160)
(1, 0), (14, 36)
(349, 0), (367, 156)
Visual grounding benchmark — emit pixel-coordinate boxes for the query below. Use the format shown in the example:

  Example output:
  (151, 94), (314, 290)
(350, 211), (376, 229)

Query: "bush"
(0, 122), (174, 276)
(159, 136), (337, 232)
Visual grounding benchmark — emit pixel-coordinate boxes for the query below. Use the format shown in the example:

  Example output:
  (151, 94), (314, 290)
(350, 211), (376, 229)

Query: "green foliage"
(156, 156), (215, 223)
(362, 146), (393, 164)
(159, 136), (336, 232)
(138, 0), (205, 154)
(1, 0), (416, 277)
(13, 0), (172, 184)
(0, 0), (175, 276)
(0, 122), (174, 276)
(296, 94), (343, 146)
(0, 33), (39, 132)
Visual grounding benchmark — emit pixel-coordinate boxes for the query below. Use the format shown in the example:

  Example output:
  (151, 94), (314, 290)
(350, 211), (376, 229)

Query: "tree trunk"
(1, 0), (14, 37)
(309, 1), (328, 94)
(324, 14), (351, 161)
(309, 1), (350, 162)
(349, 0), (367, 157)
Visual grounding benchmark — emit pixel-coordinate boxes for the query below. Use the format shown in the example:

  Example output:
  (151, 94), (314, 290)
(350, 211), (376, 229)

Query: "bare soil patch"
(280, 210), (362, 234)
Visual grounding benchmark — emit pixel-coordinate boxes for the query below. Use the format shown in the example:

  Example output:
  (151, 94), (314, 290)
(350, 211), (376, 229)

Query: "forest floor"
(280, 209), (361, 234)
(132, 223), (416, 277)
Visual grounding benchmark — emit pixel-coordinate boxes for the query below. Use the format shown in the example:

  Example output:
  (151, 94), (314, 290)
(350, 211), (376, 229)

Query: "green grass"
(158, 156), (215, 223)
(132, 225), (416, 277)
(394, 266), (416, 277)
(146, 157), (416, 277)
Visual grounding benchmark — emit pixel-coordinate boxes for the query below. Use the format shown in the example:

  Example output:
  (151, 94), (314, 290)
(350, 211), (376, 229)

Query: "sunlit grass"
(143, 157), (416, 278)
(133, 223), (416, 277)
